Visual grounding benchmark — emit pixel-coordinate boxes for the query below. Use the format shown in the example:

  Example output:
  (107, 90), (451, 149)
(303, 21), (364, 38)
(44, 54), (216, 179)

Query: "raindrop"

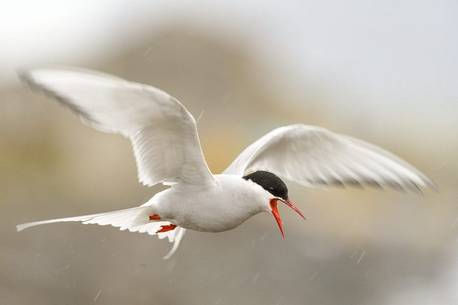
(93, 289), (102, 302)
(252, 272), (261, 283)
(356, 250), (366, 264)
(197, 110), (205, 124)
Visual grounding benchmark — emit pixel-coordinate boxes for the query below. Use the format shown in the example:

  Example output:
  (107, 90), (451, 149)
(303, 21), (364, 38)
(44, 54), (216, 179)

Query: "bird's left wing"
(224, 124), (434, 192)
(20, 68), (215, 187)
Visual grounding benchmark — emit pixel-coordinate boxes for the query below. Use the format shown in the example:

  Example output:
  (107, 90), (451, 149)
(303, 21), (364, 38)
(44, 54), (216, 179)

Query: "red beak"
(269, 198), (305, 239)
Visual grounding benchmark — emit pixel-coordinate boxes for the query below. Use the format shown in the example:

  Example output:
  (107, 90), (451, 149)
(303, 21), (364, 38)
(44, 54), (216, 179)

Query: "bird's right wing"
(224, 124), (434, 192)
(20, 68), (215, 187)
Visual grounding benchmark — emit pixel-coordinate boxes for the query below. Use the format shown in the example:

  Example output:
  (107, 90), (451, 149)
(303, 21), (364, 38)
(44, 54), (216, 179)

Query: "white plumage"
(17, 68), (434, 259)
(21, 68), (215, 187)
(225, 125), (433, 191)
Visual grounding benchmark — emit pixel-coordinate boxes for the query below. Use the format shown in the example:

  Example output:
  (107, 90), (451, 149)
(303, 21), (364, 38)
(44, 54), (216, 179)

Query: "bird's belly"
(162, 187), (263, 233)
(179, 213), (248, 233)
(177, 204), (256, 233)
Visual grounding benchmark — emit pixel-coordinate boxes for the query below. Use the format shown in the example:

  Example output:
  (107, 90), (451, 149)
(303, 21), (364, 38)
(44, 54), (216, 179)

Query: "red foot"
(149, 214), (161, 221)
(156, 224), (177, 233)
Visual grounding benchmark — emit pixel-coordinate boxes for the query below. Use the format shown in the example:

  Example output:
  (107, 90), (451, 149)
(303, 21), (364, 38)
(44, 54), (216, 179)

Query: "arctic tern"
(16, 68), (434, 259)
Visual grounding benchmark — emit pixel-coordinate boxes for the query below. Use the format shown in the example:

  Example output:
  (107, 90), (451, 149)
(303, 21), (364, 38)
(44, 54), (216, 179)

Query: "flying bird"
(16, 68), (434, 259)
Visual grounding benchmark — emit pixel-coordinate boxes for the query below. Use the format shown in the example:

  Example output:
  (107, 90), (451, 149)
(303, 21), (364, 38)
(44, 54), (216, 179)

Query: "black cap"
(243, 170), (288, 200)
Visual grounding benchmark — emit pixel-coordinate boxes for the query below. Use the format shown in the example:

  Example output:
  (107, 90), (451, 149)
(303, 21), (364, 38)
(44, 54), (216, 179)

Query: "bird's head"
(243, 171), (305, 238)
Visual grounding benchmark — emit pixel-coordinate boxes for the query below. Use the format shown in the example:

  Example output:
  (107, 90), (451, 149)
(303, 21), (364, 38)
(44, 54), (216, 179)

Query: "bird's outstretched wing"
(224, 124), (434, 192)
(20, 68), (215, 187)
(16, 206), (186, 259)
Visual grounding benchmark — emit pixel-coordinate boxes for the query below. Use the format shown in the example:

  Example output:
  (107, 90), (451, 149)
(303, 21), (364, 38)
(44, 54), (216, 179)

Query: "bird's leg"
(149, 213), (177, 233)
(149, 214), (161, 221)
(156, 224), (177, 233)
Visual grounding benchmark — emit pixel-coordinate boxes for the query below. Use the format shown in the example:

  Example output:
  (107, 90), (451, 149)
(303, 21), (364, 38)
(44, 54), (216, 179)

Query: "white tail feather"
(163, 227), (186, 259)
(16, 206), (150, 232)
(17, 216), (89, 232)
(16, 206), (186, 259)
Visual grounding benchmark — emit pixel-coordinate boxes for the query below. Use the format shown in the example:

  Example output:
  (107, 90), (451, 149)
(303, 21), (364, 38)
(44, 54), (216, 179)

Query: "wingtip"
(412, 172), (438, 194)
(424, 176), (439, 193)
(17, 67), (44, 92)
(17, 68), (33, 86)
(16, 66), (81, 88)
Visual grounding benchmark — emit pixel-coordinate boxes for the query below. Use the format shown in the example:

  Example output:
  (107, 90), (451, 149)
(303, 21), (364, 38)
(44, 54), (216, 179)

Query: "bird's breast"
(157, 175), (266, 232)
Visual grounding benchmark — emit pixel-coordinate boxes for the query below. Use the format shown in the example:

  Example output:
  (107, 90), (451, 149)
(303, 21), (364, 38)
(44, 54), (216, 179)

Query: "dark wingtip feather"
(17, 68), (36, 89)
(17, 68), (104, 128)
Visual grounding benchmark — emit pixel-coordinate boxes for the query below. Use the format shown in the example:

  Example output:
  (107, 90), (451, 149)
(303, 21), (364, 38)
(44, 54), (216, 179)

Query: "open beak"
(269, 198), (305, 239)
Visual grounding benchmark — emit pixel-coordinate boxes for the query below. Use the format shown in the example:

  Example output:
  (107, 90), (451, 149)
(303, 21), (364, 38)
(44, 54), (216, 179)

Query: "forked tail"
(16, 206), (186, 259)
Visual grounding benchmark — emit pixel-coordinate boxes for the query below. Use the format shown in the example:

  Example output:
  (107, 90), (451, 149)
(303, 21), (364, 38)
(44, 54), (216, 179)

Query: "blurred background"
(1, 1), (457, 304)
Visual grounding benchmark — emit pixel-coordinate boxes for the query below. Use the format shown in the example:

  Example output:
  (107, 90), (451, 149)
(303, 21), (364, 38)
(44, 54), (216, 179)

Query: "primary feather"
(225, 124), (434, 192)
